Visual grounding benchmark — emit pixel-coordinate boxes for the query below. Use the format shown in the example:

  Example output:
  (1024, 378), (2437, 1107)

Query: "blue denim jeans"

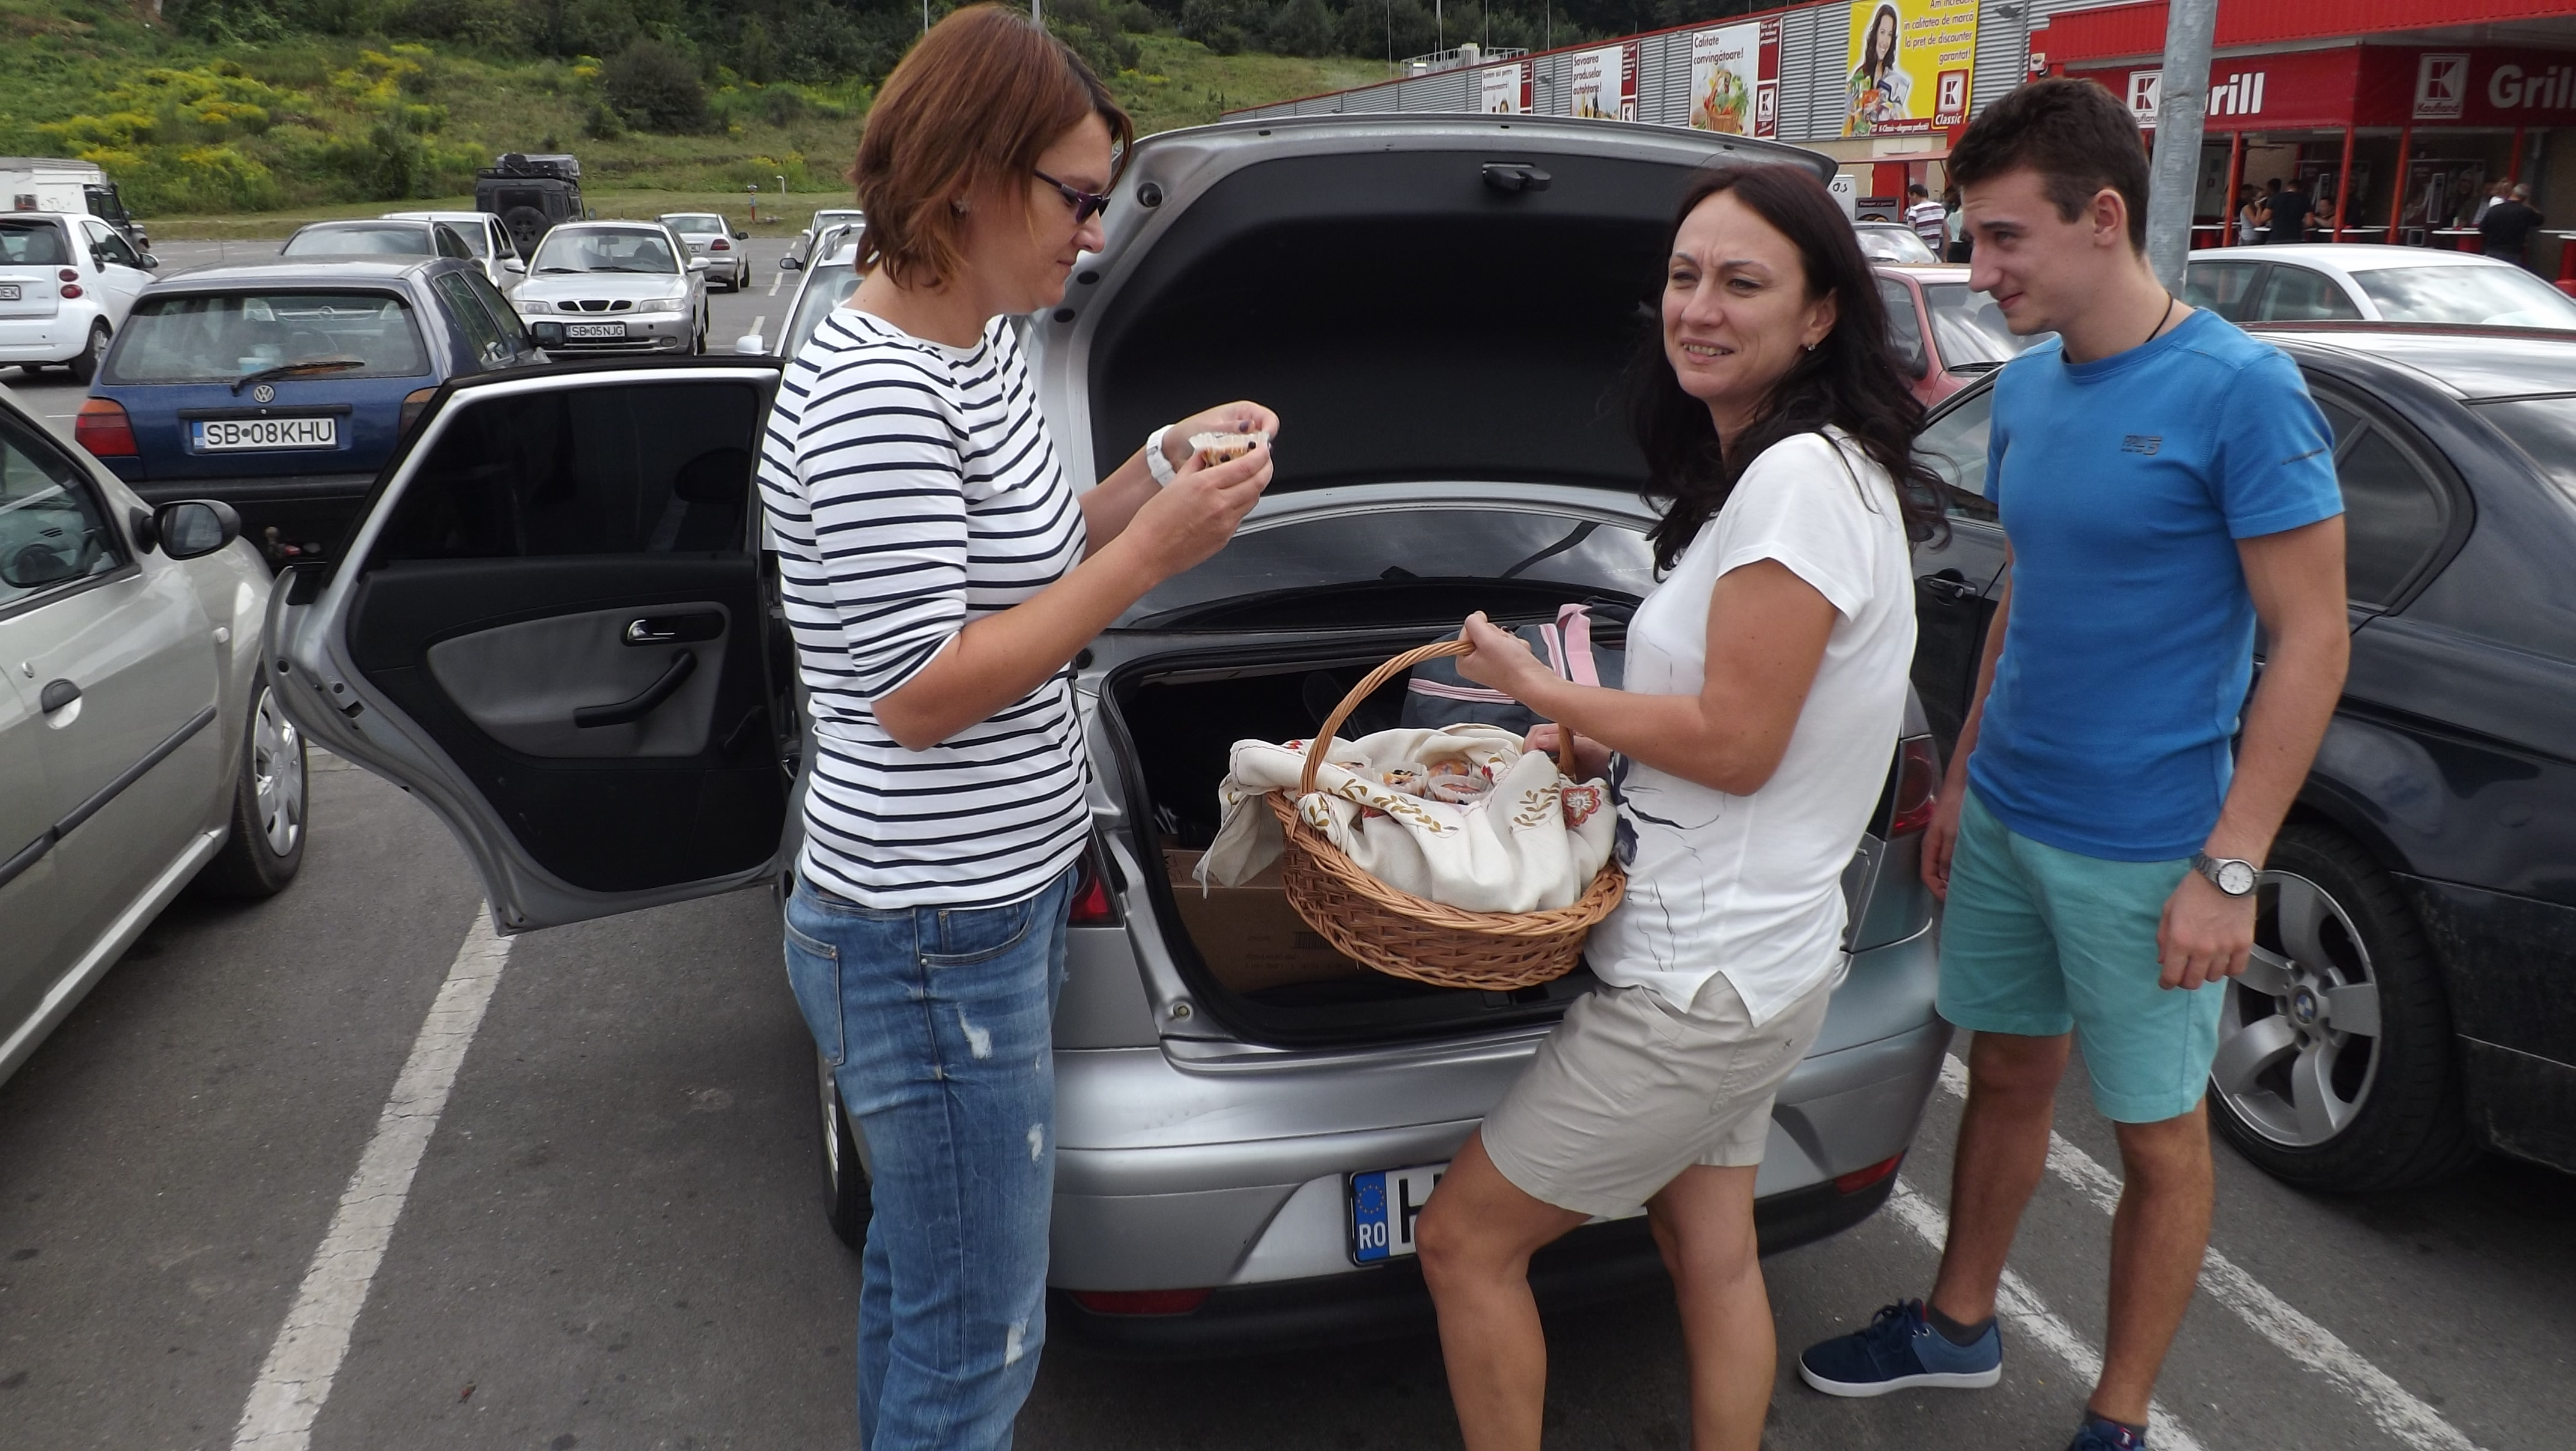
(783, 866), (1075, 1451)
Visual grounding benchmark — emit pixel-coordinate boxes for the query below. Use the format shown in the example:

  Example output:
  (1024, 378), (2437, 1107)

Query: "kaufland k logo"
(2417, 53), (2468, 119)
(2127, 70), (2161, 122)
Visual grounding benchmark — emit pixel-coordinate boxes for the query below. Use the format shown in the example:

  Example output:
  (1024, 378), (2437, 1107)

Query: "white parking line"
(1936, 1056), (2487, 1451)
(768, 268), (785, 297)
(230, 909), (513, 1450)
(1885, 1181), (2211, 1451)
(749, 315), (766, 341)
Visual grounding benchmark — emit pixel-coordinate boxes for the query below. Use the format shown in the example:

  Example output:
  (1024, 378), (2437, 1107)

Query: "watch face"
(2217, 859), (2258, 895)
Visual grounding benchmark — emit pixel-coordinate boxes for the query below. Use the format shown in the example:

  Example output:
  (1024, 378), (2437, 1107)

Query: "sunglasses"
(1033, 168), (1113, 225)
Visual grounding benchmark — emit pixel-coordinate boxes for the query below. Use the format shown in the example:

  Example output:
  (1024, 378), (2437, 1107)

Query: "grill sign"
(196, 417), (338, 451)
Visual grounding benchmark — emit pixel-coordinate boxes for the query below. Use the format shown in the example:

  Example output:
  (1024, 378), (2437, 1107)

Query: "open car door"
(266, 360), (792, 932)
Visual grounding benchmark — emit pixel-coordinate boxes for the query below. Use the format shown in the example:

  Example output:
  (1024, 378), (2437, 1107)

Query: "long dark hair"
(1862, 6), (1900, 77)
(1635, 164), (1949, 573)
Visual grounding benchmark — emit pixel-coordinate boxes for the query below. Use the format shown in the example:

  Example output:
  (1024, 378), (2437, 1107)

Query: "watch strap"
(2191, 852), (2258, 895)
(1145, 424), (1177, 486)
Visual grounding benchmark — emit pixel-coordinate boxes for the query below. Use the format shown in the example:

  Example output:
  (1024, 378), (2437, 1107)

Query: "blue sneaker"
(1797, 1299), (2003, 1397)
(2067, 1419), (2147, 1450)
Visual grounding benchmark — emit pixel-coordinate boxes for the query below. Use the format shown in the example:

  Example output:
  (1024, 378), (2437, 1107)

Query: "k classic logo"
(2416, 53), (2468, 120)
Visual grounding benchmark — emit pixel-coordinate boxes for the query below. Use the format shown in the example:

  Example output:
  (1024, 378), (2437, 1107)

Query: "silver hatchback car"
(267, 115), (1947, 1351)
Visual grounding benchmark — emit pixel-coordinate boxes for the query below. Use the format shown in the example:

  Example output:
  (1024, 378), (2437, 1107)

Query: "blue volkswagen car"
(74, 255), (544, 566)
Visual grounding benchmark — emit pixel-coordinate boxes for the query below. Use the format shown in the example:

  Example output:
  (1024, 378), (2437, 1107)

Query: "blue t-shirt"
(1970, 308), (2344, 861)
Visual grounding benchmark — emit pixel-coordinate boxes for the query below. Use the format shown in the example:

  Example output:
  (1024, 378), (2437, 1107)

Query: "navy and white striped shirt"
(757, 308), (1090, 909)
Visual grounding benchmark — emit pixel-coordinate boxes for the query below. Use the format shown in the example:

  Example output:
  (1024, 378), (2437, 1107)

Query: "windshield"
(1125, 507), (1656, 624)
(812, 211), (862, 230)
(2353, 265), (2576, 329)
(2470, 396), (2576, 510)
(1922, 283), (2041, 369)
(532, 229), (679, 274)
(284, 224), (432, 257)
(663, 215), (724, 235)
(103, 292), (429, 385)
(1855, 225), (1938, 264)
(783, 263), (863, 359)
(0, 219), (73, 267)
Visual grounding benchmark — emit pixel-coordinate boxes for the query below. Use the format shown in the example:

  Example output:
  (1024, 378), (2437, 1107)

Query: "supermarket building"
(1227, 0), (2576, 263)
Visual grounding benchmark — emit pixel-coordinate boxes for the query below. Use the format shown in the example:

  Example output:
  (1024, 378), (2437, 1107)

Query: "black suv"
(1910, 324), (2576, 1193)
(475, 153), (585, 261)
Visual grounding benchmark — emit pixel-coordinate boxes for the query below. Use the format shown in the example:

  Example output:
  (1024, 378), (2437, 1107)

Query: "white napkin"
(1200, 724), (1618, 913)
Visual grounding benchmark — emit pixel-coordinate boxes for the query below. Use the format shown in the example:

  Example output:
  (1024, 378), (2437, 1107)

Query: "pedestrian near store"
(1796, 79), (2350, 1451)
(1947, 186), (1973, 261)
(2234, 184), (2264, 245)
(2263, 179), (2315, 242)
(1908, 181), (1949, 255)
(755, 8), (1280, 1446)
(1417, 162), (1943, 1451)
(2480, 183), (2545, 270)
(2474, 178), (2512, 223)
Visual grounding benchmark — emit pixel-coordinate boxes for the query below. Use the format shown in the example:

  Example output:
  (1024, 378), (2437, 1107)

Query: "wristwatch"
(2191, 852), (2260, 897)
(1144, 424), (1178, 487)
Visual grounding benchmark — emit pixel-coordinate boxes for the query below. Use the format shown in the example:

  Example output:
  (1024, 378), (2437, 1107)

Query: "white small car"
(2185, 243), (2576, 330)
(0, 212), (156, 384)
(658, 213), (752, 291)
(382, 210), (529, 292)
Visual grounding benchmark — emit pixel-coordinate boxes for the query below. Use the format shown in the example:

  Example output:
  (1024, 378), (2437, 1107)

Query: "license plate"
(565, 322), (627, 339)
(195, 417), (337, 452)
(0, 284), (19, 301)
(1349, 1162), (1447, 1264)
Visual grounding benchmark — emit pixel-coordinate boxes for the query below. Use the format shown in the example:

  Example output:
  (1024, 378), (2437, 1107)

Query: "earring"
(951, 198), (970, 214)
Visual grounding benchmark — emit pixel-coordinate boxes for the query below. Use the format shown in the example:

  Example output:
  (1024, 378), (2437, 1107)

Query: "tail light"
(1887, 735), (1940, 837)
(710, 237), (730, 251)
(56, 268), (77, 282)
(1068, 1288), (1210, 1316)
(1834, 1154), (1904, 1195)
(74, 398), (136, 457)
(1067, 849), (1116, 924)
(59, 283), (82, 299)
(399, 387), (437, 435)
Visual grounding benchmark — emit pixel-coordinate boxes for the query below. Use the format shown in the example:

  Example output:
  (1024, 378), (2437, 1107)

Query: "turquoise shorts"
(1936, 790), (2223, 1124)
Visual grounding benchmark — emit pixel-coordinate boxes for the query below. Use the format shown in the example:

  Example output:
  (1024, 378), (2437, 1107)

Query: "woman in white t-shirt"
(1416, 163), (1950, 1451)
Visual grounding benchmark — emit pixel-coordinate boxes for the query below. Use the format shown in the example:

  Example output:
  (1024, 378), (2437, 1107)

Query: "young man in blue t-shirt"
(1799, 80), (2351, 1451)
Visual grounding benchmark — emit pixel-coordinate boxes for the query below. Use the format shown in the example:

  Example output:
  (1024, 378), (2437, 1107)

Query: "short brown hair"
(1947, 77), (2149, 251)
(851, 5), (1134, 288)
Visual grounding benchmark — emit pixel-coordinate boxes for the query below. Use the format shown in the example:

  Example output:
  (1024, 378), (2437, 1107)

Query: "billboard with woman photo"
(1843, 0), (1978, 136)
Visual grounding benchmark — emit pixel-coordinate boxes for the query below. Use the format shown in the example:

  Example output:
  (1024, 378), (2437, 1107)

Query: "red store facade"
(2043, 0), (2576, 267)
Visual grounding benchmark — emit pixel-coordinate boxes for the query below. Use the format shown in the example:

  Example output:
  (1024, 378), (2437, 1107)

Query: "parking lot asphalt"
(3, 231), (2573, 1451)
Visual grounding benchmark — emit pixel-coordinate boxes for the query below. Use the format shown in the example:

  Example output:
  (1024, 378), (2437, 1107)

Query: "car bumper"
(0, 307), (99, 363)
(522, 311), (695, 353)
(1042, 926), (1949, 1348)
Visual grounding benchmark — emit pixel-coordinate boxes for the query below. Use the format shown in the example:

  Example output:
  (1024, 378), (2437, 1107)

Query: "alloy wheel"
(251, 686), (306, 856)
(2212, 870), (2385, 1147)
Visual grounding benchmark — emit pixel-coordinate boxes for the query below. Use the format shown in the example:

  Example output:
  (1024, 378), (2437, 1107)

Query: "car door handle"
(38, 679), (79, 713)
(573, 650), (696, 729)
(624, 612), (724, 646)
(1916, 570), (1981, 603)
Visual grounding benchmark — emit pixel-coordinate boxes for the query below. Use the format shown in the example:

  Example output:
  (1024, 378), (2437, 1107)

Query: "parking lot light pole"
(2145, 0), (2218, 291)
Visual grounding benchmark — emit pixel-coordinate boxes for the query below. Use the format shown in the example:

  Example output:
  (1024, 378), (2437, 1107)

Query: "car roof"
(2258, 323), (2576, 399)
(0, 211), (87, 224)
(293, 217), (437, 231)
(146, 256), (456, 289)
(383, 210), (491, 222)
(2189, 243), (2523, 277)
(659, 212), (723, 220)
(1874, 263), (1971, 281)
(547, 220), (672, 234)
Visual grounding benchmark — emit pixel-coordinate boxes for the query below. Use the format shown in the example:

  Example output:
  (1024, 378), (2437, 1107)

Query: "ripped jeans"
(784, 865), (1075, 1451)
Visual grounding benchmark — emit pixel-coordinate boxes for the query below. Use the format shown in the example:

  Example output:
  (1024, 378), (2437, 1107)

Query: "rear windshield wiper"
(232, 357), (366, 394)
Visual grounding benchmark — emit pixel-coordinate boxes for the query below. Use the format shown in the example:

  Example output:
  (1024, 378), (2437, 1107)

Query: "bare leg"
(1647, 1164), (1771, 1451)
(1417, 1132), (1590, 1451)
(2090, 1104), (2214, 1426)
(1927, 1031), (2073, 1324)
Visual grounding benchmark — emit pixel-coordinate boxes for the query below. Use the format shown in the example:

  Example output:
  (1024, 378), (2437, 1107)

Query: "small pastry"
(1191, 429), (1271, 469)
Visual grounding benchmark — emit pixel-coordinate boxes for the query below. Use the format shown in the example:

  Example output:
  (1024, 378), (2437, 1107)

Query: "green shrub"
(600, 38), (709, 133)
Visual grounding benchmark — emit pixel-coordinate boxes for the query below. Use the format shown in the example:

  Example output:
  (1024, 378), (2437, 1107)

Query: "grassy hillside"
(0, 1), (1385, 231)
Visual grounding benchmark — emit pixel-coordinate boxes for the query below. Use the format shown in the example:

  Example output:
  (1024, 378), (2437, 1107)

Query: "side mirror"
(131, 499), (242, 560)
(733, 333), (766, 356)
(779, 255), (803, 272)
(502, 256), (526, 274)
(531, 320), (566, 349)
(687, 256), (711, 272)
(139, 252), (160, 270)
(0, 542), (79, 588)
(732, 229), (750, 241)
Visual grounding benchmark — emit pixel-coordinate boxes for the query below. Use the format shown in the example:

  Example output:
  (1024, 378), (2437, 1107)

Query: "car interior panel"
(345, 380), (782, 893)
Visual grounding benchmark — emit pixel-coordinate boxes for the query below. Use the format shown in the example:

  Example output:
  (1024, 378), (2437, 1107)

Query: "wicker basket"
(1262, 639), (1624, 992)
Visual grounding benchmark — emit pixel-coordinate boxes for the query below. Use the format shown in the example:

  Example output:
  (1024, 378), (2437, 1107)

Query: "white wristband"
(1145, 423), (1177, 486)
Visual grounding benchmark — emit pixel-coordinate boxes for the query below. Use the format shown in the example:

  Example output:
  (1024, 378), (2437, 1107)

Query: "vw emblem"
(252, 384), (275, 403)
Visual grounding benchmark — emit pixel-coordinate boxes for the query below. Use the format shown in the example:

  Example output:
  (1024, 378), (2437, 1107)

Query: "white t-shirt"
(1585, 429), (1917, 1024)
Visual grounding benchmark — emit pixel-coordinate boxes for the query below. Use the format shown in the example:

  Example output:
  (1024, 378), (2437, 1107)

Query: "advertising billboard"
(1572, 43), (1635, 121)
(1842, 0), (1978, 136)
(1482, 60), (1529, 114)
(1689, 20), (1782, 138)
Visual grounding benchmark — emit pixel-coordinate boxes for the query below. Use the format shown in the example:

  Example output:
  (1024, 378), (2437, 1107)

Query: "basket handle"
(1299, 638), (1580, 795)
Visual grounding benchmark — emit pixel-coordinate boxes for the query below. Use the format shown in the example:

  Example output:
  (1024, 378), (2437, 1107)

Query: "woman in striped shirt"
(755, 9), (1278, 1446)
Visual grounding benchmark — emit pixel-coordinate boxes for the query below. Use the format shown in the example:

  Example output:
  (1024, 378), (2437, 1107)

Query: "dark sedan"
(1910, 323), (2576, 1191)
(73, 256), (544, 566)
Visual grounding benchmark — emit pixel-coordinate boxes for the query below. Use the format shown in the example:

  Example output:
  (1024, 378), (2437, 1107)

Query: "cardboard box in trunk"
(1162, 849), (1368, 994)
